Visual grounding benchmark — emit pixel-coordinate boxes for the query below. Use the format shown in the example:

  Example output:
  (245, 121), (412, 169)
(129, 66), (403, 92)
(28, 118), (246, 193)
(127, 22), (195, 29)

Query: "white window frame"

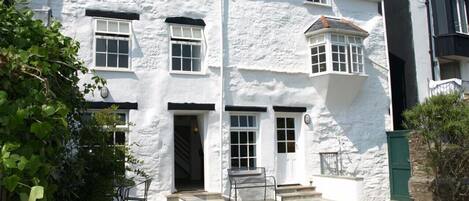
(84, 109), (130, 145)
(308, 32), (366, 76)
(229, 114), (258, 169)
(93, 18), (132, 72)
(169, 24), (205, 75)
(304, 0), (332, 7)
(455, 0), (469, 34)
(309, 34), (328, 74)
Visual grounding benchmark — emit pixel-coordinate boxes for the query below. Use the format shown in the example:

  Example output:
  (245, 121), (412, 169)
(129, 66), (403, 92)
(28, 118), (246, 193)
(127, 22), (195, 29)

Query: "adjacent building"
(30, 0), (390, 200)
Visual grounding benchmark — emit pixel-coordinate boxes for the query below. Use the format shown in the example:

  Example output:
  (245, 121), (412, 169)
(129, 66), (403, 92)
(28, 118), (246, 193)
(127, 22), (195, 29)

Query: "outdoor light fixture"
(100, 87), (109, 98)
(304, 114), (312, 125)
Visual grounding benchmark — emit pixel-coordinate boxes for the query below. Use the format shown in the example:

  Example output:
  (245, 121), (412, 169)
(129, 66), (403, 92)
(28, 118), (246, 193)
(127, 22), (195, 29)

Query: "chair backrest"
(143, 179), (152, 198)
(228, 167), (266, 185)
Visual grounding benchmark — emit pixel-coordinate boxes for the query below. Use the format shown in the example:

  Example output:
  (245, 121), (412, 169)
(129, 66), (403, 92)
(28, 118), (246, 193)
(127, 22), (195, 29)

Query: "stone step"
(276, 185), (316, 194)
(277, 191), (322, 201)
(167, 192), (225, 201)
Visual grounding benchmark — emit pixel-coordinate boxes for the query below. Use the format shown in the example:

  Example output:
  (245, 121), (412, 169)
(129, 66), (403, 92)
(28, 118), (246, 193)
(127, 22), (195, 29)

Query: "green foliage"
(404, 93), (469, 200)
(0, 2), (146, 201)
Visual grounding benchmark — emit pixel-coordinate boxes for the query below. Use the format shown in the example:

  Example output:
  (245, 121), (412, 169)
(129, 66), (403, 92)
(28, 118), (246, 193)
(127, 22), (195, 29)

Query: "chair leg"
(234, 188), (237, 201)
(264, 185), (267, 201)
(229, 186), (232, 201)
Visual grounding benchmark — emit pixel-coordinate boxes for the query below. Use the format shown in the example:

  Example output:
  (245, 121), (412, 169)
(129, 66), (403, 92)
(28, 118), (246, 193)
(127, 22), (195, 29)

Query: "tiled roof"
(305, 16), (368, 35)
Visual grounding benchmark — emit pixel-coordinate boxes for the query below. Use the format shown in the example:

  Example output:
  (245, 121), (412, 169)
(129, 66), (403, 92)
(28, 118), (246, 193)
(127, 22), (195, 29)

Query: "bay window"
(309, 33), (365, 75)
(454, 0), (469, 34)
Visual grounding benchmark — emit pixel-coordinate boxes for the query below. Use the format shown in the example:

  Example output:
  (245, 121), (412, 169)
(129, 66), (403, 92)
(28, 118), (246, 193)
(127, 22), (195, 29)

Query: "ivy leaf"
(3, 175), (20, 192)
(0, 91), (7, 105)
(27, 155), (41, 175)
(18, 156), (28, 171)
(20, 193), (28, 201)
(2, 143), (20, 156)
(41, 105), (55, 117)
(28, 186), (44, 201)
(30, 122), (52, 139)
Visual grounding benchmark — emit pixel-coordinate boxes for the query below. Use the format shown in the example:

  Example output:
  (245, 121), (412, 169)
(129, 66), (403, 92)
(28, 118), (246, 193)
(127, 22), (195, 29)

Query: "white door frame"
(275, 113), (301, 185)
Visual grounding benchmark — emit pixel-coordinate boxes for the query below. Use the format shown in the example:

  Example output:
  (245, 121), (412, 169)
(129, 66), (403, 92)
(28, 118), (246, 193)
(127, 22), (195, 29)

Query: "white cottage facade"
(31, 0), (391, 200)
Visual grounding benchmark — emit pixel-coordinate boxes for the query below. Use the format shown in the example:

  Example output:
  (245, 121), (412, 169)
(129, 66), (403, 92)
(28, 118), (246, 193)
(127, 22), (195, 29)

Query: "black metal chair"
(228, 167), (276, 201)
(122, 179), (152, 201)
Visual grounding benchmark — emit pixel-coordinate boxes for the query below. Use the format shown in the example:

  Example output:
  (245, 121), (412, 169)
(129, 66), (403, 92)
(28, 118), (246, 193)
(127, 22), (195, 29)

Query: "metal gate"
(387, 131), (411, 201)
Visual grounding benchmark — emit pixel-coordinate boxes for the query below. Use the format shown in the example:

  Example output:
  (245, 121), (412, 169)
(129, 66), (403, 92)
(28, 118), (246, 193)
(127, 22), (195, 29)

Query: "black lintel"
(225, 105), (267, 112)
(165, 17), (206, 26)
(273, 106), (307, 113)
(168, 102), (215, 111)
(85, 9), (140, 20)
(87, 101), (138, 110)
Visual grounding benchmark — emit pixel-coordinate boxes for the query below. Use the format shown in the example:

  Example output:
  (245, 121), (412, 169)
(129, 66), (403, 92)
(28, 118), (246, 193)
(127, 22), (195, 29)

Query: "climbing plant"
(0, 1), (145, 200)
(404, 93), (469, 201)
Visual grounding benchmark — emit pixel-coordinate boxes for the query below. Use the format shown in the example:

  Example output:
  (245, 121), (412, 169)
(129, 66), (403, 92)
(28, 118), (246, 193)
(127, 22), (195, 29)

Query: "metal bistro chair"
(228, 167), (277, 201)
(122, 179), (152, 201)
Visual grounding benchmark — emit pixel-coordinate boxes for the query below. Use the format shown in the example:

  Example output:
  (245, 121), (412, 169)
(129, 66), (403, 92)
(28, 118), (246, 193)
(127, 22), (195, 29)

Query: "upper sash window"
(170, 25), (204, 73)
(94, 19), (131, 69)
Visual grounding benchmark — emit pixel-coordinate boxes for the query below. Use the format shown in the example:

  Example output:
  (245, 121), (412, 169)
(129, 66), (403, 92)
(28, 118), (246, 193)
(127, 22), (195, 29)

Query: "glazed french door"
(276, 116), (299, 184)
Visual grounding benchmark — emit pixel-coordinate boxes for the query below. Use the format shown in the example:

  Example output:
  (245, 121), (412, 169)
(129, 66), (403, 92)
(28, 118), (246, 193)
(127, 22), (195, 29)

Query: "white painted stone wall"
(312, 175), (364, 201)
(30, 0), (391, 200)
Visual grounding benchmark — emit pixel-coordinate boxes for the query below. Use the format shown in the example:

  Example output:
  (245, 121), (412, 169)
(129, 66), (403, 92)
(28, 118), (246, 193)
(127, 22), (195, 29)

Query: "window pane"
(239, 132), (247, 143)
(278, 142), (286, 153)
(240, 159), (248, 167)
(240, 145), (247, 157)
(119, 40), (129, 54)
(119, 22), (130, 33)
(193, 28), (202, 38)
(319, 45), (325, 53)
(231, 132), (239, 144)
(277, 118), (285, 128)
(182, 59), (191, 71)
(172, 58), (181, 70)
(333, 63), (339, 71)
(239, 116), (248, 127)
(286, 118), (294, 128)
(96, 53), (106, 66)
(319, 54), (326, 62)
(192, 59), (201, 72)
(231, 145), (238, 157)
(248, 132), (255, 143)
(312, 65), (319, 73)
(287, 130), (295, 140)
(249, 158), (255, 168)
(108, 21), (119, 32)
(311, 47), (317, 55)
(332, 45), (338, 52)
(108, 40), (118, 53)
(182, 45), (191, 57)
(340, 64), (346, 72)
(320, 63), (327, 72)
(248, 116), (255, 127)
(287, 142), (295, 153)
(172, 26), (182, 37)
(172, 44), (181, 56)
(230, 116), (239, 127)
(312, 55), (318, 64)
(118, 55), (128, 68)
(115, 132), (126, 145)
(231, 159), (239, 168)
(97, 20), (107, 32)
(277, 130), (285, 141)
(192, 45), (201, 58)
(107, 54), (117, 67)
(96, 39), (106, 52)
(249, 145), (255, 156)
(182, 27), (192, 37)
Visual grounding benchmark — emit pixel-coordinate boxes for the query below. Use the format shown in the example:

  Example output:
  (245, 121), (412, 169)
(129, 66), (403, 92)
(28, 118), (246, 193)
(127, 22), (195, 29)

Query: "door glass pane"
(286, 118), (294, 128)
(277, 130), (285, 141)
(287, 130), (295, 140)
(287, 142), (295, 153)
(278, 142), (286, 153)
(277, 118), (285, 128)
